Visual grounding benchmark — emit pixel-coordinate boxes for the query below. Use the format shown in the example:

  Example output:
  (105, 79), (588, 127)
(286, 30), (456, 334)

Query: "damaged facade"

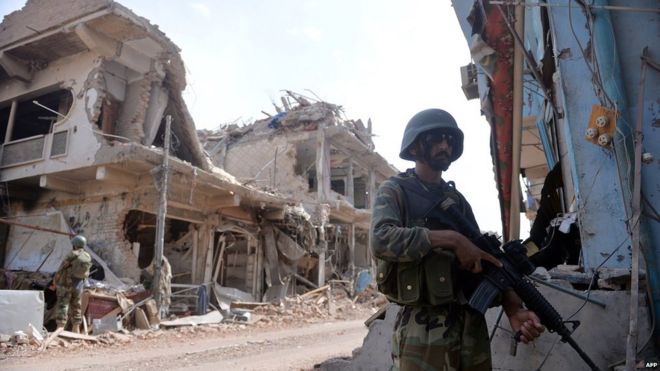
(0, 0), (396, 332)
(451, 1), (659, 369)
(199, 91), (397, 293)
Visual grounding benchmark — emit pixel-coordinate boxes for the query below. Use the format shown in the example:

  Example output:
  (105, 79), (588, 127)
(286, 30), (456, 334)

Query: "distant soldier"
(53, 235), (93, 333)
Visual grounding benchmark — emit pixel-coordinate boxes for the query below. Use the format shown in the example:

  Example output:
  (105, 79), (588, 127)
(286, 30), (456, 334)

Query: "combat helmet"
(399, 108), (464, 162)
(71, 235), (87, 249)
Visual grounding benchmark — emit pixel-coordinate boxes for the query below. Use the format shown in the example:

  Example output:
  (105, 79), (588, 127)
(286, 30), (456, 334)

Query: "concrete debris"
(57, 331), (98, 343)
(92, 316), (123, 334)
(250, 284), (385, 326)
(27, 324), (44, 345)
(0, 289), (45, 335)
(548, 265), (646, 289)
(160, 310), (224, 327)
(13, 331), (29, 346)
(316, 304), (399, 371)
(213, 285), (255, 311)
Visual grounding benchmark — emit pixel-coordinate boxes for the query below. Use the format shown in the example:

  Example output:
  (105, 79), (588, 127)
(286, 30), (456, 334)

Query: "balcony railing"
(0, 129), (69, 168)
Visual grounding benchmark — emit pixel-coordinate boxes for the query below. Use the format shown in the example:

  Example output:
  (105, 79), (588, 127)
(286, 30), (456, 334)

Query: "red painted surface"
(482, 4), (514, 240)
(85, 290), (151, 320)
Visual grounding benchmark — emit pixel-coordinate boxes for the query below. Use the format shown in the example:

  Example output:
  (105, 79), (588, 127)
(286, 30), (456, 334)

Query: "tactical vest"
(375, 174), (481, 306)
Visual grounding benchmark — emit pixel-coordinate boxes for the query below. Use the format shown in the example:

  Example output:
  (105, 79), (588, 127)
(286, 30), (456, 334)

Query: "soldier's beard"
(422, 148), (451, 172)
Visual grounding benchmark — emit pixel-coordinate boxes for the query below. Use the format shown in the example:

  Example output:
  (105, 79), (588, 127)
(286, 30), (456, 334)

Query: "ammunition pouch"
(376, 249), (456, 306)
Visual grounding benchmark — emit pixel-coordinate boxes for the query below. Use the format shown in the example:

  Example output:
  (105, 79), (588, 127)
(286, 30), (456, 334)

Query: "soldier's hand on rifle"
(507, 308), (545, 344)
(430, 230), (501, 273)
(503, 291), (545, 344)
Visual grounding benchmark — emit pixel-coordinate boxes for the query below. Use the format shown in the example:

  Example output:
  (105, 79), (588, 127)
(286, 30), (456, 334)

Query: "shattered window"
(0, 88), (73, 142)
(330, 179), (345, 195)
(353, 177), (367, 209)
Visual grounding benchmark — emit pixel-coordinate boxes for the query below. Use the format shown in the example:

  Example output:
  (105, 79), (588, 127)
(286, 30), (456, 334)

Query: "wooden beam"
(168, 200), (202, 212)
(0, 51), (32, 82)
(166, 206), (205, 224)
(39, 175), (80, 194)
(0, 218), (72, 236)
(262, 208), (285, 221)
(221, 206), (254, 223)
(191, 227), (198, 283)
(203, 227), (214, 284)
(210, 194), (240, 209)
(349, 223), (355, 287)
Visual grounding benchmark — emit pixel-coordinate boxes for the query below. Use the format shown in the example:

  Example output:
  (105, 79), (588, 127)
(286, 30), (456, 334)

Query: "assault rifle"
(393, 177), (601, 371)
(466, 234), (601, 371)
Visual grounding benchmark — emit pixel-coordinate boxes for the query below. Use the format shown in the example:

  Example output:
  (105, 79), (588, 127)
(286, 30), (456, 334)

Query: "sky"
(0, 0), (530, 236)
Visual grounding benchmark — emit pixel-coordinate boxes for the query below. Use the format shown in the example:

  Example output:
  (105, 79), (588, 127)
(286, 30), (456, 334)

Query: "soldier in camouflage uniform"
(371, 109), (544, 370)
(54, 235), (92, 333)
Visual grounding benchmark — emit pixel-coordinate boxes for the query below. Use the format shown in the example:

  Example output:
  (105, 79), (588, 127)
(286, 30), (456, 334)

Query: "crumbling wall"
(0, 51), (104, 182)
(6, 190), (145, 281)
(0, 0), (111, 48)
(115, 72), (164, 142)
(4, 213), (73, 273)
(224, 135), (309, 196)
(58, 196), (139, 280)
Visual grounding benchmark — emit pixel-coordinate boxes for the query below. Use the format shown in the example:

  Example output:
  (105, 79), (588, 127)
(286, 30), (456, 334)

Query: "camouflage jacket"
(371, 168), (479, 263)
(54, 249), (89, 287)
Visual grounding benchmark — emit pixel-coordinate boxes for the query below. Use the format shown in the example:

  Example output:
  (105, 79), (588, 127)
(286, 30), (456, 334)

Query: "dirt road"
(1, 319), (367, 371)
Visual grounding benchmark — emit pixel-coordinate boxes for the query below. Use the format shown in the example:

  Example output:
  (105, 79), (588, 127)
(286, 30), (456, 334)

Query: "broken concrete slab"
(58, 330), (98, 342)
(349, 304), (398, 371)
(160, 310), (224, 327)
(0, 290), (44, 335)
(213, 284), (255, 311)
(92, 316), (123, 334)
(275, 227), (306, 261)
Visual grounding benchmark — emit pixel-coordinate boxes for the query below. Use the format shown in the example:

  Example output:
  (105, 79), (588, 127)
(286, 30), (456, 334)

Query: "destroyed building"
(199, 92), (397, 291)
(0, 0), (397, 332)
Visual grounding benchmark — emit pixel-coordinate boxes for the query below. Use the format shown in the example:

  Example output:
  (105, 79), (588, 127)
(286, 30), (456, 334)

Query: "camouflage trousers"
(55, 281), (83, 328)
(392, 304), (491, 371)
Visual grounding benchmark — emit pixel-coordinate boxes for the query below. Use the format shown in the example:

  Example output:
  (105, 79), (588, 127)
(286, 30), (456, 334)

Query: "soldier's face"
(412, 130), (454, 171)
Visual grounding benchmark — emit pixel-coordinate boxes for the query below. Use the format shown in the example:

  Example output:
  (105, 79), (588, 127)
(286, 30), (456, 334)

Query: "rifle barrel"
(563, 334), (602, 371)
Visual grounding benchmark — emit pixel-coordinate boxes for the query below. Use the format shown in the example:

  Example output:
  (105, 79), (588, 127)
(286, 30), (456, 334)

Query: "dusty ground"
(0, 288), (385, 371)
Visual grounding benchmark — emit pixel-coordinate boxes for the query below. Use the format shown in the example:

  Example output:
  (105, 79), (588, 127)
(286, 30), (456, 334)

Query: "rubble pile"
(247, 284), (386, 327)
(0, 286), (389, 361)
(0, 270), (53, 290)
(199, 90), (374, 157)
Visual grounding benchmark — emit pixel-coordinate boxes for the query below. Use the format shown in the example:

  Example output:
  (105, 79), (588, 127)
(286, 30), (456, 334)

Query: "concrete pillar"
(316, 126), (330, 202)
(4, 100), (17, 143)
(346, 161), (354, 205)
